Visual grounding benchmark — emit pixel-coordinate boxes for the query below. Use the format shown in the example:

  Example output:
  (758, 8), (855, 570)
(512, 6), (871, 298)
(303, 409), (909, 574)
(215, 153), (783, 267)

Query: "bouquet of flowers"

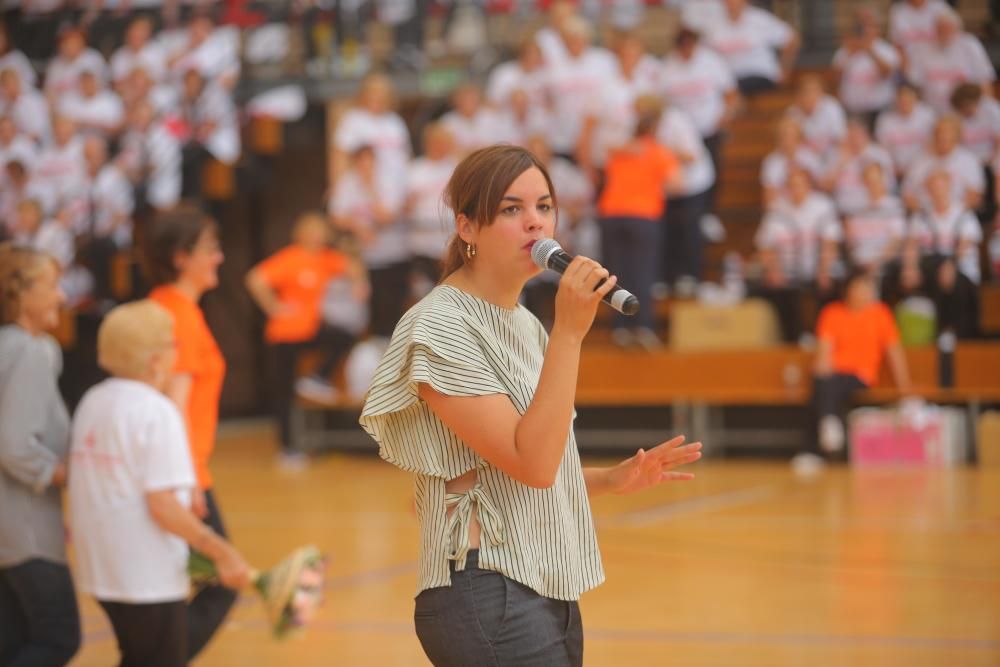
(189, 546), (327, 639)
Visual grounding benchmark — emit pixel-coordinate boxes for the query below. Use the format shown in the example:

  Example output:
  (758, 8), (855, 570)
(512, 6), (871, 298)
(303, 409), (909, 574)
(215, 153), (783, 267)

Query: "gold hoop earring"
(465, 243), (477, 259)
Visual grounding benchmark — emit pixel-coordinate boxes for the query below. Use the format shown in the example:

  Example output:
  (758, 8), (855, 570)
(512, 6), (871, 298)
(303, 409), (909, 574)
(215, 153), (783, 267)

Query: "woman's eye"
(502, 205), (520, 215)
(538, 204), (553, 213)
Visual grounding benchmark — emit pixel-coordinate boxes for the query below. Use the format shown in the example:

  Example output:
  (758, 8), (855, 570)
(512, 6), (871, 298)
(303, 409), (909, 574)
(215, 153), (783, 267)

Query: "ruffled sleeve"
(359, 300), (510, 478)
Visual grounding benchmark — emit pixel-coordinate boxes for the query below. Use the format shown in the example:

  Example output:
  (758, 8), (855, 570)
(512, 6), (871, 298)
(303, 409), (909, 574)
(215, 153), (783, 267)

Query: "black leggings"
(812, 373), (867, 453)
(369, 262), (411, 339)
(0, 559), (81, 667)
(99, 599), (187, 667)
(186, 489), (238, 659)
(268, 325), (356, 451)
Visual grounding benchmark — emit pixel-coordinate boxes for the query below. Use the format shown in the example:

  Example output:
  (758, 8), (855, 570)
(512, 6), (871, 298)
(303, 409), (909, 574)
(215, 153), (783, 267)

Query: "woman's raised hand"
(551, 256), (618, 344)
(606, 436), (703, 495)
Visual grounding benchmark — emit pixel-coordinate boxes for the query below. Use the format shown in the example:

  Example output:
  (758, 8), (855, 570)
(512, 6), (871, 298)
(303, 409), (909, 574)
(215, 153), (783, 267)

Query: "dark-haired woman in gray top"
(0, 244), (80, 666)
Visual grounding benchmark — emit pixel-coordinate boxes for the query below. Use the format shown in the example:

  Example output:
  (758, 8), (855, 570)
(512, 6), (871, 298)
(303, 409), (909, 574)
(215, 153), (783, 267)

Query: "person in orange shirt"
(597, 105), (682, 349)
(145, 205), (236, 660)
(810, 269), (912, 461)
(245, 212), (368, 466)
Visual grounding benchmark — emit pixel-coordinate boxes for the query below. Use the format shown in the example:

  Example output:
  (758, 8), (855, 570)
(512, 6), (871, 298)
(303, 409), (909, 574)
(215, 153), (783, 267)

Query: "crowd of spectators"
(0, 5), (241, 310)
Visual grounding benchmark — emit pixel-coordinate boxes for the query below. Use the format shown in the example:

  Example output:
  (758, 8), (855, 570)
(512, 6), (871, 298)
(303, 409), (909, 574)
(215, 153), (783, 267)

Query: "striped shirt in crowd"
(360, 285), (605, 601)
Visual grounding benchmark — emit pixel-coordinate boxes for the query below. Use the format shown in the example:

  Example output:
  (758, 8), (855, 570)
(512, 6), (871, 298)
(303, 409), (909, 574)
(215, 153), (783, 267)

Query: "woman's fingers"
(662, 472), (696, 482)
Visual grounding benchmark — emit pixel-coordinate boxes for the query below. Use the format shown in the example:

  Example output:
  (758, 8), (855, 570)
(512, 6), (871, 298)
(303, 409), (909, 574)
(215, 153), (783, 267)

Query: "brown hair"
(144, 205), (217, 286)
(0, 243), (58, 324)
(950, 82), (982, 111)
(440, 145), (557, 279)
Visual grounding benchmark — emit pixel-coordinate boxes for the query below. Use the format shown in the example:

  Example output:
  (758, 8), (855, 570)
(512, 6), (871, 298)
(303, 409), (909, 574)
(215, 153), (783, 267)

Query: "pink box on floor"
(849, 407), (966, 466)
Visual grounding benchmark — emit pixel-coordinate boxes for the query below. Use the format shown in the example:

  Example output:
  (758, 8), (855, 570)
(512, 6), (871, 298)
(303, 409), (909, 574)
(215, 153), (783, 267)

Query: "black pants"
(0, 559), (81, 666)
(737, 75), (778, 97)
(99, 599), (187, 667)
(702, 132), (725, 213)
(812, 373), (867, 453)
(663, 190), (710, 283)
(414, 551), (583, 667)
(369, 262), (411, 338)
(268, 326), (356, 451)
(599, 216), (661, 331)
(186, 489), (237, 660)
(76, 235), (120, 302)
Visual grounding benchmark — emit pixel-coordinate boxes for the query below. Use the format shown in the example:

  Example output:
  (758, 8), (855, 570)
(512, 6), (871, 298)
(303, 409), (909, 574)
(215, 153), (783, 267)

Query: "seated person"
(844, 162), (906, 277)
(811, 269), (911, 457)
(68, 300), (251, 667)
(754, 167), (842, 342)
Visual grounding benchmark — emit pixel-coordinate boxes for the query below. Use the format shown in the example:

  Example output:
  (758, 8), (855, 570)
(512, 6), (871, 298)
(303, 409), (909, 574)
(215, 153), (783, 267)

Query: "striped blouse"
(360, 285), (605, 601)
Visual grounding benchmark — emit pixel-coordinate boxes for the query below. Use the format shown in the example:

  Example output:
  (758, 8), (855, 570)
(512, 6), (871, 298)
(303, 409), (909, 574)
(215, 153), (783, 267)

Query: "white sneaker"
(791, 452), (827, 477)
(700, 214), (726, 242)
(277, 450), (309, 472)
(295, 376), (340, 404)
(633, 327), (663, 352)
(819, 415), (845, 453)
(611, 327), (634, 348)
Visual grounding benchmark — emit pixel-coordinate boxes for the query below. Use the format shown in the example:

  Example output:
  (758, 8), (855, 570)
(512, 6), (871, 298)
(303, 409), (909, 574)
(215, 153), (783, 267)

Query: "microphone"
(531, 238), (639, 316)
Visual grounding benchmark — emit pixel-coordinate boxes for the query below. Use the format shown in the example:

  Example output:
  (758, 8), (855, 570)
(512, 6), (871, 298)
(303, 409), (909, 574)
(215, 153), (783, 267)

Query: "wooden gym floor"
(70, 421), (1000, 666)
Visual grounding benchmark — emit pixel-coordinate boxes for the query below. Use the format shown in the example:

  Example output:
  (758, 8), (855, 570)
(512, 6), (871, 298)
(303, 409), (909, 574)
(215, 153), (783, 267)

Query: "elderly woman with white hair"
(0, 244), (80, 666)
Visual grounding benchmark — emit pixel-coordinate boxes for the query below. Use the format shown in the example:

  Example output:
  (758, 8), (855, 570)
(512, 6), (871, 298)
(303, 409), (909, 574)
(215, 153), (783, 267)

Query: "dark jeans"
(99, 599), (187, 667)
(186, 489), (237, 660)
(702, 132), (724, 213)
(599, 216), (661, 331)
(663, 190), (710, 283)
(0, 559), (81, 666)
(369, 262), (411, 338)
(268, 326), (356, 451)
(414, 551), (583, 667)
(812, 373), (867, 453)
(737, 75), (778, 96)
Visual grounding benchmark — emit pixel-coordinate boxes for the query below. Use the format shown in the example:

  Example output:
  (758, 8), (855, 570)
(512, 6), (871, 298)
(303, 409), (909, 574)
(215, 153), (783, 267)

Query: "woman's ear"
(455, 214), (476, 245)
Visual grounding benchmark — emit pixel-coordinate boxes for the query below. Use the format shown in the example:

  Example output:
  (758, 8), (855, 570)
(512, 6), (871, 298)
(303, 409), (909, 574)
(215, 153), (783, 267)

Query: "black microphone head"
(531, 238), (563, 271)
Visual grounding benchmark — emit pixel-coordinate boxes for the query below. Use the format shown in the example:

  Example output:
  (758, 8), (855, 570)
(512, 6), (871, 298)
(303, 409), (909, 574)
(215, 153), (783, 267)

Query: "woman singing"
(360, 145), (702, 666)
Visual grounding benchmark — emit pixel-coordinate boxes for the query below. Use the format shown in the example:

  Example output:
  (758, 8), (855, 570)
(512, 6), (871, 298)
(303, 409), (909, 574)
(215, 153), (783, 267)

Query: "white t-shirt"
(620, 54), (662, 98)
(907, 34), (996, 113)
(703, 6), (794, 82)
(760, 147), (824, 191)
(43, 49), (110, 100)
(844, 194), (907, 268)
(14, 219), (74, 268)
(0, 50), (37, 89)
(486, 61), (548, 108)
(118, 123), (182, 210)
(902, 146), (984, 209)
(0, 88), (51, 143)
(535, 27), (568, 67)
(65, 165), (135, 246)
(888, 0), (951, 57)
(501, 106), (552, 148)
(34, 138), (87, 207)
(405, 156), (457, 260)
(660, 46), (735, 137)
(543, 48), (618, 153)
(755, 192), (842, 282)
(959, 97), (1000, 165)
(0, 179), (56, 230)
(588, 75), (637, 168)
(874, 102), (937, 172)
(0, 134), (39, 171)
(187, 83), (240, 164)
(58, 90), (125, 134)
(656, 107), (715, 196)
(833, 40), (901, 114)
(787, 96), (847, 159)
(909, 202), (983, 282)
(110, 43), (168, 83)
(165, 27), (240, 85)
(440, 108), (517, 155)
(826, 144), (896, 215)
(329, 169), (408, 268)
(68, 379), (195, 603)
(334, 107), (412, 190)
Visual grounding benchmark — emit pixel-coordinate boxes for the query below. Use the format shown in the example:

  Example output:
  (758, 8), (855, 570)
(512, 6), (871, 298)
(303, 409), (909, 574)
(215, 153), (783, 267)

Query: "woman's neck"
(172, 276), (204, 303)
(14, 314), (42, 336)
(446, 265), (523, 310)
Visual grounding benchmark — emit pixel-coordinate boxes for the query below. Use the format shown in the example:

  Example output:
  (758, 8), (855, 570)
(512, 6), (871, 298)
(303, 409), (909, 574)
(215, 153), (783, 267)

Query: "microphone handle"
(548, 251), (639, 316)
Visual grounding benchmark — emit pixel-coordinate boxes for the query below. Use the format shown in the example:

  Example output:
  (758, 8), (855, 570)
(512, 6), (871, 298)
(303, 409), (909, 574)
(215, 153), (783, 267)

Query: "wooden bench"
(576, 343), (1000, 457)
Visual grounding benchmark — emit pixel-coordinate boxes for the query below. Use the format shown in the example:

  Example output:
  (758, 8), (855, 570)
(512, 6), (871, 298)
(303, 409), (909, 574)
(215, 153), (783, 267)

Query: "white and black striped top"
(360, 285), (605, 601)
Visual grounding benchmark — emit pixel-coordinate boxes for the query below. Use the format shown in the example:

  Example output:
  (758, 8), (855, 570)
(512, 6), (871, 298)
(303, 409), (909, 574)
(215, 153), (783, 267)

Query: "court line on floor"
(598, 485), (779, 528)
